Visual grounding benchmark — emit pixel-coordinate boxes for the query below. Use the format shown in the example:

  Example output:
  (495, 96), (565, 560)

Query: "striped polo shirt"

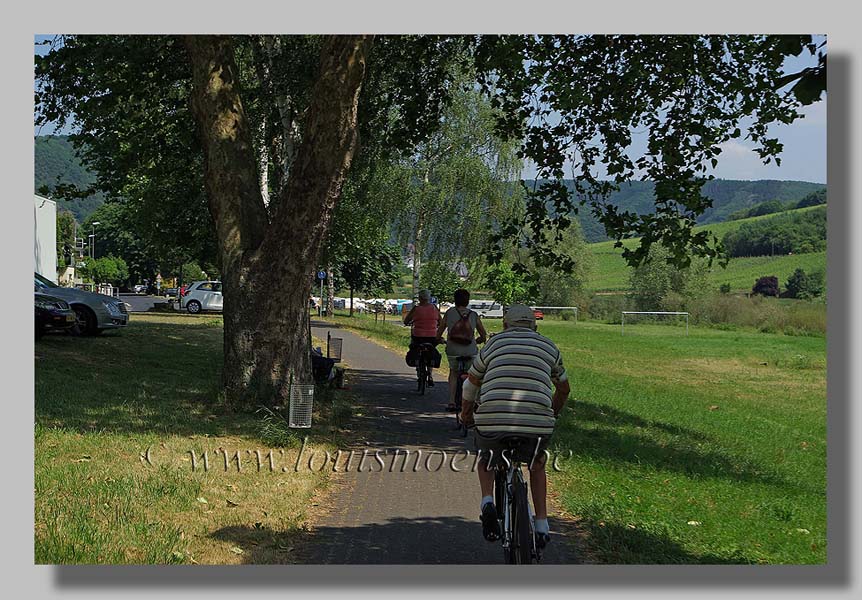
(468, 327), (568, 437)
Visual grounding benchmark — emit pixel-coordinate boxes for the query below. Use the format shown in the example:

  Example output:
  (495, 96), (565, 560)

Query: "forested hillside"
(38, 133), (825, 238)
(588, 205), (827, 292)
(34, 135), (104, 222)
(525, 179), (826, 242)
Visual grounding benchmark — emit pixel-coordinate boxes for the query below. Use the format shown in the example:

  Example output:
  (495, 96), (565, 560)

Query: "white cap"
(504, 304), (536, 327)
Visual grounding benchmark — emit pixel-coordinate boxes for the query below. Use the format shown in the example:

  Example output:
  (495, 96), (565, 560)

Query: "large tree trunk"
(186, 34), (373, 408)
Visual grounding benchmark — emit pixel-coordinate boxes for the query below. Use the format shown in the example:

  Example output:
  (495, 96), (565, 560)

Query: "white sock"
(534, 518), (549, 534)
(481, 495), (494, 510)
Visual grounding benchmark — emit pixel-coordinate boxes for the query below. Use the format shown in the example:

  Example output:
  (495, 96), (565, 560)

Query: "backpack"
(448, 309), (474, 345)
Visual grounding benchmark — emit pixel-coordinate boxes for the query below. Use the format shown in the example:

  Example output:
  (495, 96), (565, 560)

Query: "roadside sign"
(431, 296), (438, 304)
(317, 270), (326, 280)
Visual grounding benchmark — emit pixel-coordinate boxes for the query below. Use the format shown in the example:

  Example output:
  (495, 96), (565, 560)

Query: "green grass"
(588, 206), (827, 292)
(325, 313), (826, 564)
(35, 314), (347, 564)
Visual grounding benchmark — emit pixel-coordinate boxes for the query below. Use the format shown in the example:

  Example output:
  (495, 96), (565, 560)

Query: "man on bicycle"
(460, 304), (570, 548)
(403, 289), (442, 387)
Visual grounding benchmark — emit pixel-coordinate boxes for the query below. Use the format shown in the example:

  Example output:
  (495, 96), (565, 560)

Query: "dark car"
(35, 292), (76, 339)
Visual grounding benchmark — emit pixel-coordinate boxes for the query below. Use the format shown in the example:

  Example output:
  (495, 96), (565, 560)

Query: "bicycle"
(494, 439), (543, 564)
(459, 431), (541, 564)
(415, 342), (437, 395)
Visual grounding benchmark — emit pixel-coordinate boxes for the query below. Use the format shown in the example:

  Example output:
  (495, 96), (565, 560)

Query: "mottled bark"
(185, 34), (373, 408)
(326, 265), (335, 316)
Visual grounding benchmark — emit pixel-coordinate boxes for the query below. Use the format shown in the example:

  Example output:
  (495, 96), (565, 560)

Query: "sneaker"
(427, 376), (434, 387)
(535, 531), (551, 549)
(481, 503), (501, 542)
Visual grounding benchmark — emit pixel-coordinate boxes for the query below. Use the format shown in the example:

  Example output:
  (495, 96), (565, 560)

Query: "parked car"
(34, 292), (76, 339)
(163, 287), (179, 298)
(533, 308), (544, 320)
(133, 284), (147, 294)
(181, 281), (223, 314)
(34, 272), (130, 336)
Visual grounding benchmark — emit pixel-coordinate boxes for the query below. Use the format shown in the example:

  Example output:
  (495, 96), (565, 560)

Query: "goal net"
(531, 306), (579, 323)
(621, 311), (689, 336)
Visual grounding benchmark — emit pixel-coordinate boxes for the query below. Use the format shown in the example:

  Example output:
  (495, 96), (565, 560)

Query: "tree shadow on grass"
(35, 320), (259, 438)
(554, 402), (788, 488)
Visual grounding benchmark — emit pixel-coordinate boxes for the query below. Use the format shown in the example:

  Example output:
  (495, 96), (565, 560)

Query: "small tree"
(337, 243), (400, 315)
(785, 268), (825, 299)
(80, 255), (129, 286)
(56, 209), (76, 268)
(485, 261), (531, 305)
(420, 261), (462, 303)
(752, 275), (780, 297)
(181, 262), (207, 283)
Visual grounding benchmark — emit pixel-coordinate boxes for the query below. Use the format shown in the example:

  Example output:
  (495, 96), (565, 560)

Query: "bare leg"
(447, 367), (458, 406)
(529, 462), (547, 520)
(478, 457), (495, 498)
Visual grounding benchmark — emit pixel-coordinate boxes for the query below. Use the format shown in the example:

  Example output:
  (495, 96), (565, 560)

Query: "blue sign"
(317, 271), (326, 280)
(431, 296), (438, 304)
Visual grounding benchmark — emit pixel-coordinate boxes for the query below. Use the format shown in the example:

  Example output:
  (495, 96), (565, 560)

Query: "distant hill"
(34, 135), (104, 222)
(588, 205), (827, 292)
(524, 179), (827, 242)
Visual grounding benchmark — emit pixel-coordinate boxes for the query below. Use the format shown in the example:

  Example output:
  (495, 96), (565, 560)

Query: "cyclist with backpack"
(436, 288), (487, 412)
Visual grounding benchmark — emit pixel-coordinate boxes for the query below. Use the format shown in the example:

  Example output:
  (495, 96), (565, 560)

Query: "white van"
(469, 301), (504, 319)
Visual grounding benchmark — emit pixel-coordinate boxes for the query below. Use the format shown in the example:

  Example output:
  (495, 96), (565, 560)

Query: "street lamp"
(91, 221), (101, 259)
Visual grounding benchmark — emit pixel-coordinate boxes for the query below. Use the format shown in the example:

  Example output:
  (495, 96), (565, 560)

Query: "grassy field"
(35, 313), (350, 564)
(324, 312), (827, 564)
(588, 206), (827, 293)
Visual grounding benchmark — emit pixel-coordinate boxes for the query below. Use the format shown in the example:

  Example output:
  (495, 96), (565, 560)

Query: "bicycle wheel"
(511, 476), (533, 564)
(417, 359), (426, 395)
(495, 469), (513, 563)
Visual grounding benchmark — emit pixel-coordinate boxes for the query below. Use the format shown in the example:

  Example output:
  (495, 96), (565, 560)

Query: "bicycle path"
(296, 320), (586, 564)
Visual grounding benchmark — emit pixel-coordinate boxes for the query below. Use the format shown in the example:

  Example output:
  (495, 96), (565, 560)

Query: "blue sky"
(34, 34), (826, 184)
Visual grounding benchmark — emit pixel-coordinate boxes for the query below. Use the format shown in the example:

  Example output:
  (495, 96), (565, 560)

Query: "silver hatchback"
(34, 272), (129, 335)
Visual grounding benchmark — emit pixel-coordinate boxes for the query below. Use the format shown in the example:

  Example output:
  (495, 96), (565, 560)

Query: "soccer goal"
(621, 311), (689, 336)
(531, 306), (579, 323)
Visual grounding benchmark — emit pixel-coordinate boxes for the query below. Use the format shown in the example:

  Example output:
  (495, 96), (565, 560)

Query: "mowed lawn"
(325, 312), (827, 564)
(35, 313), (344, 564)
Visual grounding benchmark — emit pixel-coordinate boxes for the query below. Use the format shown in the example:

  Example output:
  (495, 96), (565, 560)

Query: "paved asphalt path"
(120, 293), (171, 313)
(299, 320), (583, 565)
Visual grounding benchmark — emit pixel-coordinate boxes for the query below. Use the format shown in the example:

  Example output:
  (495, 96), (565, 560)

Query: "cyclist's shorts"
(472, 430), (551, 468)
(447, 353), (476, 370)
(410, 336), (438, 348)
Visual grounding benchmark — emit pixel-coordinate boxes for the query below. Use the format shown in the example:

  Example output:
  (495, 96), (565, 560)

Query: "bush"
(784, 268), (825, 299)
(719, 283), (732, 294)
(752, 276), (780, 297)
(587, 294), (634, 323)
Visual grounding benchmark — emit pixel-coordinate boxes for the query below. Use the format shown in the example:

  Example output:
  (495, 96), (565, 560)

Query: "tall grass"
(662, 294), (826, 336)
